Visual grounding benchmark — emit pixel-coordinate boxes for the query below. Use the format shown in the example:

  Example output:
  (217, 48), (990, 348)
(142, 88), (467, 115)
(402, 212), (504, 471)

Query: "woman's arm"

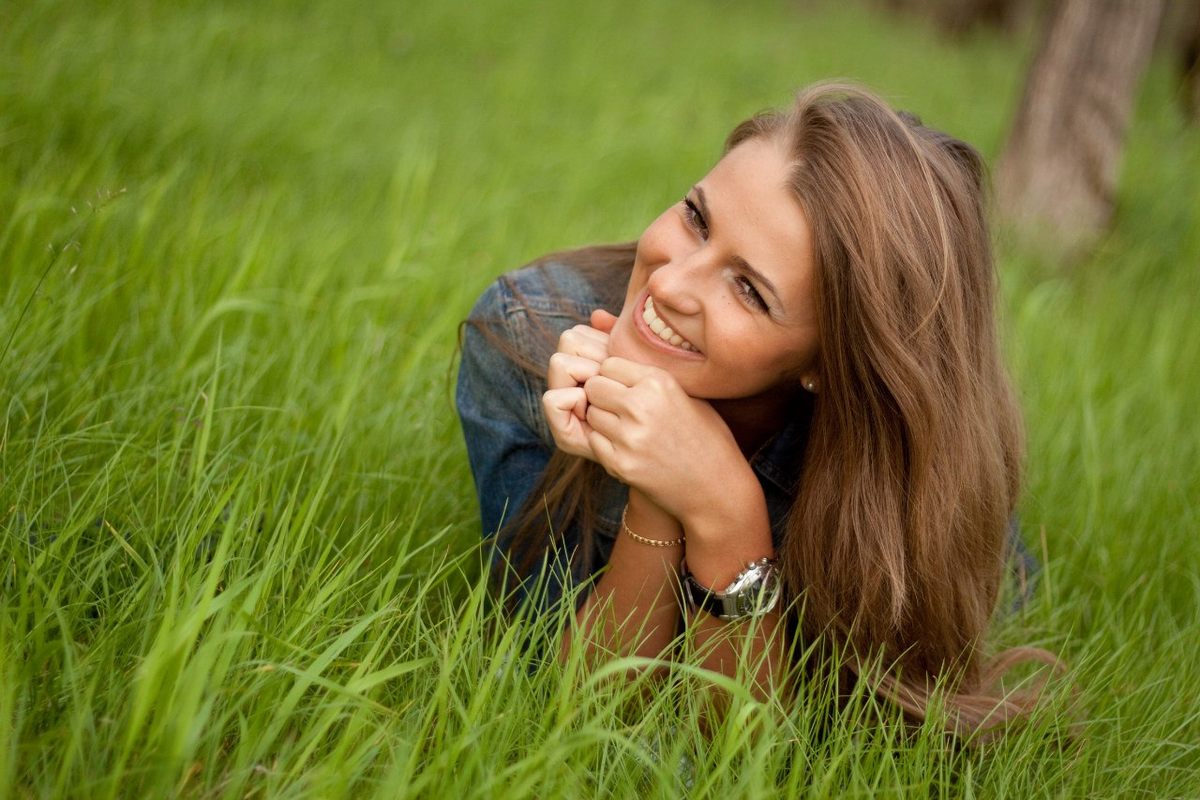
(541, 316), (688, 661)
(563, 472), (788, 700)
(676, 480), (788, 702)
(561, 489), (684, 662)
(550, 354), (789, 696)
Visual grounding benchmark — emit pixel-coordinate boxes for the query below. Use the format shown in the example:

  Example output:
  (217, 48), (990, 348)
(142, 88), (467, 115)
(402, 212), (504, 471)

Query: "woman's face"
(608, 136), (819, 402)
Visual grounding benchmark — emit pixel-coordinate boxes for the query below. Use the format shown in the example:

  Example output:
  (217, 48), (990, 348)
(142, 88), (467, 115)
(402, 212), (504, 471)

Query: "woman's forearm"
(679, 481), (788, 701)
(558, 473), (787, 704)
(561, 490), (685, 663)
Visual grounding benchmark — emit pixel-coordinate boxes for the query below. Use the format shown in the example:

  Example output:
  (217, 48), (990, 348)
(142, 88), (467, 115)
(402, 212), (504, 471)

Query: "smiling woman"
(608, 138), (819, 408)
(456, 82), (1058, 739)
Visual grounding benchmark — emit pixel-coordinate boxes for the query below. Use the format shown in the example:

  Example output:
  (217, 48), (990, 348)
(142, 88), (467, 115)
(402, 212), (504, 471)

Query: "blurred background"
(6, 0), (1192, 577)
(2, 0), (1198, 795)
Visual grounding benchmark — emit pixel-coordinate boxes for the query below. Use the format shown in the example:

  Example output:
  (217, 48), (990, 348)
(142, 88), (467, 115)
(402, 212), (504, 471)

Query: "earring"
(803, 376), (818, 393)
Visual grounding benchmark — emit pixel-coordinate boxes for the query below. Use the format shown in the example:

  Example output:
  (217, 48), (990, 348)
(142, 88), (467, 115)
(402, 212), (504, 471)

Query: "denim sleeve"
(456, 266), (626, 613)
(455, 278), (553, 540)
(1006, 515), (1040, 611)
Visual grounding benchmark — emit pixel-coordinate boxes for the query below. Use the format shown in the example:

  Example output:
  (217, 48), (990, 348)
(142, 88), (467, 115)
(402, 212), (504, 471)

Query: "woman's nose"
(646, 254), (705, 316)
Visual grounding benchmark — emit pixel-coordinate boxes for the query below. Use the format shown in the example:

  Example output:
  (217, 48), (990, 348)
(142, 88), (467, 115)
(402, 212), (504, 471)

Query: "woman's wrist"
(622, 488), (686, 546)
(676, 467), (766, 543)
(679, 478), (775, 589)
(621, 505), (684, 548)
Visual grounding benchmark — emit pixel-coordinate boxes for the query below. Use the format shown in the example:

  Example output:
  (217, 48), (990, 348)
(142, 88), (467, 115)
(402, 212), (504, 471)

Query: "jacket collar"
(749, 390), (813, 497)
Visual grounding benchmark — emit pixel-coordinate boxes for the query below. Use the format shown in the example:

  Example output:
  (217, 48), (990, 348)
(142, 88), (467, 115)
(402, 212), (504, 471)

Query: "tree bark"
(996, 0), (1165, 252)
(1172, 0), (1200, 122)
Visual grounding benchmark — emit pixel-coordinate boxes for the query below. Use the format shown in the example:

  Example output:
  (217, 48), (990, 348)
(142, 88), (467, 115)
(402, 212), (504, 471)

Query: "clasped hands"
(542, 309), (749, 527)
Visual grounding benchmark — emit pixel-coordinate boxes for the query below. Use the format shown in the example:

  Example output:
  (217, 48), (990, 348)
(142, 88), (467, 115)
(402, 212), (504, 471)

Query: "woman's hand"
(582, 356), (756, 528)
(542, 309), (618, 460)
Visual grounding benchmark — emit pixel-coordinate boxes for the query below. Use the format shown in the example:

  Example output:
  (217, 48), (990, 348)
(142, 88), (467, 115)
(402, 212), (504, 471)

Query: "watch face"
(685, 560), (781, 621)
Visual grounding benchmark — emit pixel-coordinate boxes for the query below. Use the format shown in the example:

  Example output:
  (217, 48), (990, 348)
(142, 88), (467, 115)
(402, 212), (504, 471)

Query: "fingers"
(583, 401), (620, 434)
(597, 356), (662, 386)
(586, 428), (620, 479)
(585, 358), (678, 415)
(547, 352), (602, 391)
(557, 324), (609, 364)
(544, 319), (619, 461)
(581, 375), (626, 413)
(542, 387), (595, 459)
(590, 308), (618, 333)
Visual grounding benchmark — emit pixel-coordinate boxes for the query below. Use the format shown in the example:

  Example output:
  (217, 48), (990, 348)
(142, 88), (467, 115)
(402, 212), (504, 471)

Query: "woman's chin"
(606, 316), (640, 361)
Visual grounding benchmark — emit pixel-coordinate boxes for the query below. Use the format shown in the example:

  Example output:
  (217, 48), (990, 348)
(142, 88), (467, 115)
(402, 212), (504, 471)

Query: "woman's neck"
(710, 385), (803, 456)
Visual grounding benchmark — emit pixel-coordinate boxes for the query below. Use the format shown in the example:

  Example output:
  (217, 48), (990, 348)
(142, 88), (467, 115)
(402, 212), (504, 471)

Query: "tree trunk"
(996, 0), (1165, 252)
(1173, 0), (1200, 122)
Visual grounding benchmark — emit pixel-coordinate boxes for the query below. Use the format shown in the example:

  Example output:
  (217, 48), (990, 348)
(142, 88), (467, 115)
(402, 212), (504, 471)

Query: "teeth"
(642, 296), (697, 352)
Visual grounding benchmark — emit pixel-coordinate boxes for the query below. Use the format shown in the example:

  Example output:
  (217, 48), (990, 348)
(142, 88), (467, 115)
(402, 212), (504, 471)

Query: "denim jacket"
(456, 258), (1035, 611)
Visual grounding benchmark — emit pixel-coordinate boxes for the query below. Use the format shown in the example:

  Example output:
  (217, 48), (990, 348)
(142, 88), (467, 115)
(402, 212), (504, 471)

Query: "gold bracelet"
(621, 505), (685, 548)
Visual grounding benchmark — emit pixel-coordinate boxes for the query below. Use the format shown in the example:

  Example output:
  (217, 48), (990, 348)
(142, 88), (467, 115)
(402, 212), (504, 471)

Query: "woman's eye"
(734, 275), (768, 312)
(682, 197), (708, 238)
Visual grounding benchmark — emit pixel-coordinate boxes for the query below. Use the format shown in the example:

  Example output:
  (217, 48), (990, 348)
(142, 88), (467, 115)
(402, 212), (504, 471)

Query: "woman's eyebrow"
(694, 185), (785, 311)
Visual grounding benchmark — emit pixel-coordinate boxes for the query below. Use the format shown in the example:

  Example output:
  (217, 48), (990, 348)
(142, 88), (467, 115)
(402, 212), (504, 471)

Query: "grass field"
(2, 0), (1198, 796)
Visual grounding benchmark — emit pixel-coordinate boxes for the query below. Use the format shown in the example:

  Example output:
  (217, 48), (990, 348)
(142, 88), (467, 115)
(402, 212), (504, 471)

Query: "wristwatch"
(682, 557), (782, 622)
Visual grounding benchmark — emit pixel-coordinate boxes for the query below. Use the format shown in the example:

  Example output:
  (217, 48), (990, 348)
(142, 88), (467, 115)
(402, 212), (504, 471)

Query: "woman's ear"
(802, 374), (820, 393)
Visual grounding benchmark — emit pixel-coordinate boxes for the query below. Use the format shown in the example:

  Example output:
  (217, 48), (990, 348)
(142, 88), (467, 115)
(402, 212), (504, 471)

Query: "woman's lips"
(634, 292), (704, 358)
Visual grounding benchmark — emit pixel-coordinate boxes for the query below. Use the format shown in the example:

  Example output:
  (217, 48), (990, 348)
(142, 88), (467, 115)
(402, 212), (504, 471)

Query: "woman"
(457, 83), (1052, 736)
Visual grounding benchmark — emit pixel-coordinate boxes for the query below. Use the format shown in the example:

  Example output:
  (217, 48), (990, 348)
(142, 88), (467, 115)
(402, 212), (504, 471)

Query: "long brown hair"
(487, 83), (1059, 736)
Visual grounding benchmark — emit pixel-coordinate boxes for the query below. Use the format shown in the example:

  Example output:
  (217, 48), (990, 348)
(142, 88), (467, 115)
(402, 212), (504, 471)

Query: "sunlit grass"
(2, 0), (1198, 796)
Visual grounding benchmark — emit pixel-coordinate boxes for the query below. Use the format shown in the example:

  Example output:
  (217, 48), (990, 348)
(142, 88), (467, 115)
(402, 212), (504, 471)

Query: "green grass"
(2, 0), (1198, 796)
